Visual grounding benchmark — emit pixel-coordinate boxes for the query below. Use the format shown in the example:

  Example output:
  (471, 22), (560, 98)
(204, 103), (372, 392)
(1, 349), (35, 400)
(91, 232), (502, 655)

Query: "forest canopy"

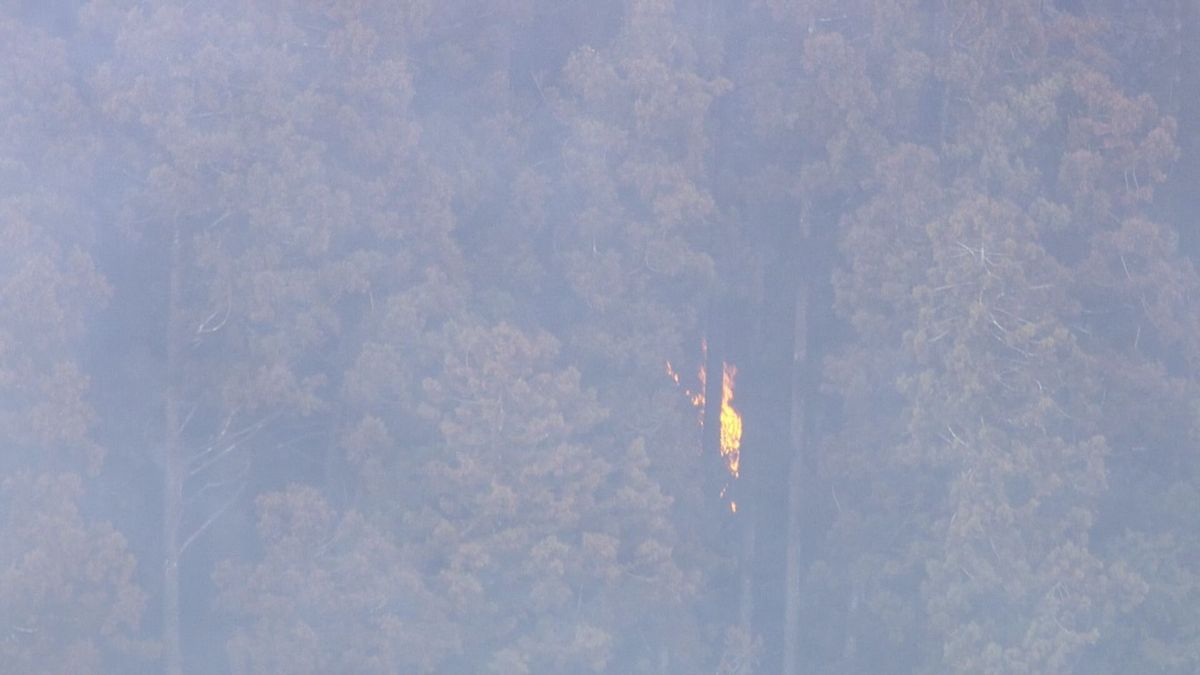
(3, 1), (1200, 673)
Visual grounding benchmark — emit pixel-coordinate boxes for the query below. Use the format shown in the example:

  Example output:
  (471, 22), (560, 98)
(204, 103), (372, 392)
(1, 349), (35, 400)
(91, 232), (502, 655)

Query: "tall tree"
(0, 12), (150, 672)
(0, 13), (110, 476)
(822, 2), (1179, 672)
(86, 1), (436, 670)
(546, 0), (734, 654)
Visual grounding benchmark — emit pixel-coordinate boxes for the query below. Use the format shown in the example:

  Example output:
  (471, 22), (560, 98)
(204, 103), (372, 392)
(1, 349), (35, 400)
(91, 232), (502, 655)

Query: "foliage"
(2, 1), (1199, 673)
(1, 473), (152, 673)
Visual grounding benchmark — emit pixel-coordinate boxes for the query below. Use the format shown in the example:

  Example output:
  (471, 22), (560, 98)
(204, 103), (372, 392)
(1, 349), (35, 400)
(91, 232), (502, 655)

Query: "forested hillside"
(3, 1), (1199, 673)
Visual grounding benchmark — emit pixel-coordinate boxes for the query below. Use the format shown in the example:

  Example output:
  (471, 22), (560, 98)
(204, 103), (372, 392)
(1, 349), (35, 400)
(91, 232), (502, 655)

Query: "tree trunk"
(782, 281), (808, 675)
(163, 223), (185, 675)
(783, 458), (803, 674)
(739, 516), (756, 635)
(783, 208), (838, 672)
(737, 214), (802, 672)
(1169, 0), (1200, 256)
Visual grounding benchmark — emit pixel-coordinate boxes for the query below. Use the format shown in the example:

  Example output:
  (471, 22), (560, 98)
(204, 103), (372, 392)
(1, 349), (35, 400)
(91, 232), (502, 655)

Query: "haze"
(3, 1), (1198, 673)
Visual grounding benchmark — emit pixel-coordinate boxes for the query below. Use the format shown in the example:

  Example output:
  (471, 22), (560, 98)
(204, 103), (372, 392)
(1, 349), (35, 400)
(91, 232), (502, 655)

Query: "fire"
(665, 361), (682, 385)
(665, 339), (744, 510)
(665, 356), (705, 421)
(719, 363), (742, 478)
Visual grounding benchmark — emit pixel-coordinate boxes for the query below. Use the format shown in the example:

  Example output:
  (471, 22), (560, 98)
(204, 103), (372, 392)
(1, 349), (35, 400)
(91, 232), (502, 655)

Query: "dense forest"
(3, 1), (1200, 673)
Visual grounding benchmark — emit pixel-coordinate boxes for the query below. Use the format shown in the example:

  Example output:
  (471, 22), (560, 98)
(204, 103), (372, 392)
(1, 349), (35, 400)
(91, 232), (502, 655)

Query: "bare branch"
(179, 482), (247, 557)
(190, 460), (249, 500)
(189, 441), (239, 476)
(196, 291), (231, 335)
(177, 403), (198, 436)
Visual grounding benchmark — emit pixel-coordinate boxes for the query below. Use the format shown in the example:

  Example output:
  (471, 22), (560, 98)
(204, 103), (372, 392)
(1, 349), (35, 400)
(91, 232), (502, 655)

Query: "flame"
(665, 360), (683, 386)
(720, 363), (742, 478)
(666, 358), (705, 422)
(665, 338), (743, 512)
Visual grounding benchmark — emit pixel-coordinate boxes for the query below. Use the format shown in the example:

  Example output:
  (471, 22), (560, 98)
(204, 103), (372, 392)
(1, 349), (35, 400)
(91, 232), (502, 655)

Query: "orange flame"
(720, 363), (742, 478)
(665, 361), (682, 386)
(666, 358), (705, 423)
(666, 339), (743, 512)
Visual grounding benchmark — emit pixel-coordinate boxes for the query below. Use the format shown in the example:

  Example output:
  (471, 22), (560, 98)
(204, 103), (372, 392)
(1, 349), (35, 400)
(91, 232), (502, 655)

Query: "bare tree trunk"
(1172, 0), (1200, 256)
(739, 515), (756, 635)
(163, 224), (185, 675)
(782, 441), (804, 672)
(782, 459), (803, 675)
(782, 268), (809, 675)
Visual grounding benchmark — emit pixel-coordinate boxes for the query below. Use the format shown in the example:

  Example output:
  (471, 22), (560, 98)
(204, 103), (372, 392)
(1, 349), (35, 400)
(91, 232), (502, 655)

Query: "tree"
(215, 484), (455, 674)
(0, 13), (110, 476)
(1, 473), (152, 673)
(0, 12), (150, 673)
(822, 3), (1180, 672)
(345, 316), (700, 672)
(85, 2), (438, 670)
